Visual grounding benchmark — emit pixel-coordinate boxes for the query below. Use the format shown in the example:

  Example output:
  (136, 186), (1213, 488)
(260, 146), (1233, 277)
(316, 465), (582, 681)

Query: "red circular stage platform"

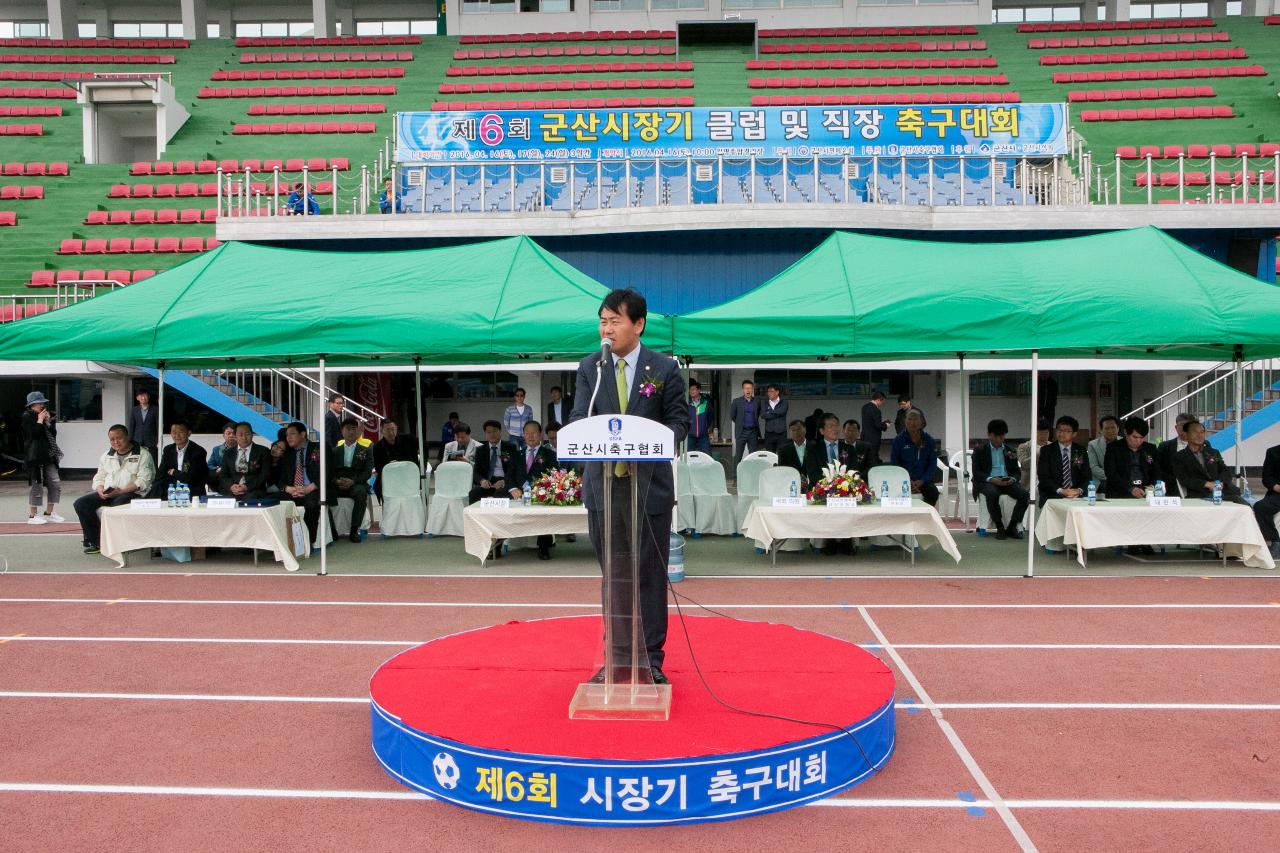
(370, 615), (896, 825)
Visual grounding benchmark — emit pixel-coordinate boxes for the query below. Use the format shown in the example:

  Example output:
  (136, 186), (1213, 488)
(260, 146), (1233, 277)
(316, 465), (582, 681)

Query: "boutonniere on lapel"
(500, 451), (510, 462)
(637, 370), (663, 398)
(1073, 450), (1087, 466)
(1144, 454), (1154, 465)
(839, 450), (849, 461)
(308, 451), (319, 464)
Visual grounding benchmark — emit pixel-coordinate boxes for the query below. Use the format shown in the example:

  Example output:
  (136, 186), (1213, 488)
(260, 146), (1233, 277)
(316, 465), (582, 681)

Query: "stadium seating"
(0, 186), (44, 200)
(759, 27), (978, 37)
(1040, 48), (1246, 65)
(440, 78), (693, 94)
(750, 92), (1021, 106)
(746, 58), (998, 70)
(458, 30), (676, 44)
(130, 158), (349, 175)
(747, 74), (1008, 88)
(1115, 144), (1280, 160)
(247, 103), (385, 115)
(1078, 105), (1233, 121)
(1052, 66), (1266, 83)
(1066, 86), (1215, 101)
(0, 53), (176, 64)
(0, 124), (43, 135)
(55, 237), (221, 255)
(84, 208), (218, 225)
(0, 87), (77, 98)
(0, 162), (67, 176)
(198, 84), (396, 97)
(1028, 33), (1230, 47)
(431, 97), (695, 110)
(232, 122), (378, 134)
(0, 37), (187, 47)
(239, 51), (413, 63)
(1018, 17), (1215, 32)
(0, 106), (62, 116)
(27, 269), (157, 287)
(760, 41), (988, 55)
(446, 61), (693, 77)
(454, 46), (677, 59)
(236, 36), (421, 47)
(0, 211), (16, 226)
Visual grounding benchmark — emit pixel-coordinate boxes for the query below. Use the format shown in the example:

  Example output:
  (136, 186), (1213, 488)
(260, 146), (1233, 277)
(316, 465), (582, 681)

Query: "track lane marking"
(0, 632), (25, 645)
(857, 605), (1039, 853)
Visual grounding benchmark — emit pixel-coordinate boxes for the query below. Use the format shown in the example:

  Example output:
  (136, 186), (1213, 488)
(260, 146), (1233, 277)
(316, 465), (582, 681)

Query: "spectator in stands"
(74, 424), (155, 555)
(760, 384), (788, 454)
(861, 391), (891, 460)
(279, 421), (325, 552)
(1088, 415), (1120, 493)
(441, 411), (460, 445)
(1173, 421), (1243, 503)
(324, 394), (344, 448)
(1252, 442), (1280, 560)
(219, 422), (270, 499)
(972, 419), (1028, 540)
(1105, 417), (1161, 500)
(522, 420), (557, 560)
(378, 179), (401, 215)
(286, 182), (319, 216)
(777, 419), (817, 491)
(470, 419), (524, 506)
(686, 380), (713, 455)
(442, 422), (476, 465)
(893, 394), (924, 435)
(266, 440), (287, 494)
(546, 386), (571, 430)
(208, 421), (237, 474)
(373, 420), (419, 503)
(503, 388), (533, 449)
(729, 380), (761, 465)
(127, 388), (159, 461)
(334, 418), (375, 543)
(22, 391), (63, 525)
(1157, 412), (1207, 482)
(1038, 416), (1090, 508)
(154, 419), (208, 499)
(891, 409), (939, 507)
(1017, 417), (1050, 491)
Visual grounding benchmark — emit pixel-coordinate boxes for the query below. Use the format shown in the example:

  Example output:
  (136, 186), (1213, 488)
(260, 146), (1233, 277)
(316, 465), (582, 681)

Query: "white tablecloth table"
(101, 502), (305, 572)
(741, 501), (962, 565)
(1034, 498), (1275, 569)
(463, 504), (589, 566)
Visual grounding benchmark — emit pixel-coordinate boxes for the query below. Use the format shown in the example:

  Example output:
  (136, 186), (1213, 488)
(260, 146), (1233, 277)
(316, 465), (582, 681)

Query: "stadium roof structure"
(0, 236), (673, 368)
(671, 227), (1280, 363)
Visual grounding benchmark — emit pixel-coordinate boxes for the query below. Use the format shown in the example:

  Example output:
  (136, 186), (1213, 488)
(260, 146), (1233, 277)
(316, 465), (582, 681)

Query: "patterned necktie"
(828, 442), (837, 463)
(293, 449), (304, 488)
(615, 358), (629, 477)
(1061, 446), (1071, 489)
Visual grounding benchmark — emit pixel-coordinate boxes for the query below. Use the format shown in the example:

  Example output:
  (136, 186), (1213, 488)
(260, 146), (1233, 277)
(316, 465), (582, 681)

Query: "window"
(113, 23), (184, 38)
(78, 23), (98, 37)
(462, 0), (518, 13)
(356, 20), (439, 35)
(747, 370), (908, 398)
(3, 21), (50, 37)
(422, 372), (521, 400)
(207, 23), (221, 38)
(589, 0), (646, 9)
(57, 379), (104, 422)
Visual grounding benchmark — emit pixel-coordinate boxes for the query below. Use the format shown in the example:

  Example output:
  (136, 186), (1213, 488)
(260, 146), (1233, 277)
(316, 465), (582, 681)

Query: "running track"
(0, 572), (1277, 852)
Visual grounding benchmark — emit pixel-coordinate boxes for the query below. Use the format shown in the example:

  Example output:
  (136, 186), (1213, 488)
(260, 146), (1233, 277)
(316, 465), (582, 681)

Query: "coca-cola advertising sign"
(356, 373), (391, 440)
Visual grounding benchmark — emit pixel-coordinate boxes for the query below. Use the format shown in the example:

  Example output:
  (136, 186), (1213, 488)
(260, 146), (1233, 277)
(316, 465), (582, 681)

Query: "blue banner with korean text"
(395, 104), (1068, 163)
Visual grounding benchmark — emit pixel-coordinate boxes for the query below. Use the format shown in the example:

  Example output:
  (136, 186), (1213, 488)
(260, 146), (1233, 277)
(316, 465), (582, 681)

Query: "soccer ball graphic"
(432, 752), (460, 790)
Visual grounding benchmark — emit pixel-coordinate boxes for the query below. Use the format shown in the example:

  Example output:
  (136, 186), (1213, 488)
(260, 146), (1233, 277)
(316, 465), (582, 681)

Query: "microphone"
(600, 338), (612, 354)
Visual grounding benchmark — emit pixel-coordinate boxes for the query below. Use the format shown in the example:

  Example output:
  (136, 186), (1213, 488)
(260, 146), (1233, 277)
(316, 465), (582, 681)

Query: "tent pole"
(959, 353), (969, 530)
(415, 356), (426, 511)
(1234, 345), (1243, 486)
(1026, 350), (1040, 578)
(157, 363), (165, 457)
(318, 354), (328, 577)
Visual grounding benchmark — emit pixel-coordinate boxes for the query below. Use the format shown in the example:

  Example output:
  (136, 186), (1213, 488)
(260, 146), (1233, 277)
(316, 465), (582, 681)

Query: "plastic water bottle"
(167, 483), (176, 508)
(1087, 480), (1097, 506)
(881, 480), (889, 500)
(179, 483), (190, 508)
(522, 481), (531, 506)
(901, 480), (909, 499)
(1242, 480), (1254, 504)
(1212, 480), (1222, 505)
(788, 480), (798, 499)
(1155, 480), (1166, 498)
(668, 531), (685, 582)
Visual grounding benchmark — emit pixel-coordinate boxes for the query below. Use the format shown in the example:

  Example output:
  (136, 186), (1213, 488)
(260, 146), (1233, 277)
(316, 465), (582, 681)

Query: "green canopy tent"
(0, 235), (666, 574)
(671, 227), (1280, 575)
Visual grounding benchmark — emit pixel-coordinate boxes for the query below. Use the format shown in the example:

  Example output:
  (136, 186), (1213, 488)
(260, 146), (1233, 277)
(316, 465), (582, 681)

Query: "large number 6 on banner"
(479, 114), (504, 146)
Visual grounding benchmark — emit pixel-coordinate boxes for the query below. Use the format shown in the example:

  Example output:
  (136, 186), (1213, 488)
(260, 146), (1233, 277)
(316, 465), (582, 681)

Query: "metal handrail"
(265, 367), (385, 425)
(1121, 360), (1230, 421)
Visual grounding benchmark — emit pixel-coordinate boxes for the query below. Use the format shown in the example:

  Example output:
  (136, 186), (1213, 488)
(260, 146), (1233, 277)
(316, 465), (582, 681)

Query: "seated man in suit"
(207, 421), (237, 477)
(1087, 415), (1120, 496)
(333, 418), (375, 543)
(372, 420), (419, 503)
(470, 419), (527, 558)
(219, 422), (271, 499)
(278, 421), (326, 551)
(1156, 412), (1207, 483)
(521, 420), (559, 560)
(890, 409), (939, 507)
(840, 418), (877, 480)
(153, 419), (209, 499)
(1104, 417), (1162, 500)
(1173, 420), (1243, 503)
(1017, 418), (1050, 491)
(1037, 415), (1091, 508)
(1252, 442), (1280, 560)
(814, 413), (860, 555)
(777, 419), (817, 491)
(442, 422), (477, 466)
(972, 419), (1028, 540)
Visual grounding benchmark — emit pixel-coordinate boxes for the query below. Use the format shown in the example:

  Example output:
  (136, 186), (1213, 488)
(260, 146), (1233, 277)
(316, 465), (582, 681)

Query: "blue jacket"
(891, 430), (938, 483)
(286, 191), (320, 215)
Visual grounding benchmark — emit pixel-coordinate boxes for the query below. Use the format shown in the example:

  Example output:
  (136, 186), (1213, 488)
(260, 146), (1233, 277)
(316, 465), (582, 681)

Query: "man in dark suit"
(153, 419), (208, 498)
(860, 391), (891, 460)
(777, 420), (817, 491)
(333, 418), (375, 543)
(729, 380), (761, 465)
(759, 384), (789, 454)
(470, 419), (525, 505)
(372, 420), (419, 502)
(1173, 420), (1243, 503)
(893, 394), (925, 436)
(218, 422), (271, 499)
(569, 288), (689, 684)
(278, 421), (327, 550)
(1037, 415), (1090, 508)
(813, 413), (862, 555)
(804, 407), (825, 442)
(1252, 443), (1280, 559)
(1156, 412), (1207, 486)
(1104, 417), (1162, 500)
(546, 386), (572, 430)
(127, 388), (159, 460)
(972, 419), (1028, 540)
(324, 393), (344, 449)
(522, 420), (559, 560)
(838, 419), (877, 480)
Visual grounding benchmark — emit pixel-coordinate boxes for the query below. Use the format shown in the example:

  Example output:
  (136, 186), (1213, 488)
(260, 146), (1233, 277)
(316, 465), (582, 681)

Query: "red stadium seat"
(156, 208), (178, 224)
(84, 210), (109, 225)
(83, 239), (108, 254)
(179, 237), (204, 253)
(57, 238), (82, 254)
(107, 210), (131, 225)
(106, 238), (132, 254)
(133, 209), (155, 224)
(133, 237), (157, 253)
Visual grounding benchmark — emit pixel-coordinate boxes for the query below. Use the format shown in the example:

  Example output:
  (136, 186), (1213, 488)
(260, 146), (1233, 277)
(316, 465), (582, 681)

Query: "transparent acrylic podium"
(557, 414), (676, 721)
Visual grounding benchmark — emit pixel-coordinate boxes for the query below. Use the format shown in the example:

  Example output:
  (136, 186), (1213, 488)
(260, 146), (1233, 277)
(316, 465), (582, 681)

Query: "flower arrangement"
(638, 373), (664, 398)
(806, 462), (874, 504)
(531, 468), (584, 507)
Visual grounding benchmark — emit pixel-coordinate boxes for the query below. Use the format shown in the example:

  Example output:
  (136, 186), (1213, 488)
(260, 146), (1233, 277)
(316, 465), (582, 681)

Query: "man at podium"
(569, 289), (689, 685)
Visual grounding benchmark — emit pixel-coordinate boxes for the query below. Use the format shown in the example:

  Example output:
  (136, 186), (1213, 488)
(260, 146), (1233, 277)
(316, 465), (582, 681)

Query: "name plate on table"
(880, 496), (913, 509)
(826, 497), (859, 508)
(480, 498), (511, 509)
(207, 498), (237, 509)
(130, 499), (162, 509)
(1148, 496), (1182, 508)
(772, 497), (804, 507)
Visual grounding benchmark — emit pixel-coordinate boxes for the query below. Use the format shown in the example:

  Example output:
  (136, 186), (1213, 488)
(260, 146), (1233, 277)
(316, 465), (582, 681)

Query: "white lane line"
(1, 597), (1274, 610)
(857, 605), (1039, 853)
(0, 691), (369, 704)
(15, 570), (1271, 580)
(0, 636), (417, 646)
(0, 783), (425, 800)
(892, 644), (1280, 650)
(819, 799), (1280, 812)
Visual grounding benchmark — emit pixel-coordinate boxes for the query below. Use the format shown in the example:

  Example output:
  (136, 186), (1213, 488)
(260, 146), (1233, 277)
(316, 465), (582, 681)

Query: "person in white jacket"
(73, 424), (155, 555)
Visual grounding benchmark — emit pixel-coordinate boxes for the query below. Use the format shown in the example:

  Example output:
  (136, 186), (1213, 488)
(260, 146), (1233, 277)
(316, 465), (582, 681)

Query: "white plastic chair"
(948, 449), (972, 520)
(735, 450), (777, 528)
(686, 457), (737, 536)
(330, 496), (372, 537)
(426, 461), (472, 537)
(977, 493), (1023, 535)
(867, 465), (911, 501)
(674, 460), (695, 534)
(755, 466), (805, 553)
(379, 461), (426, 537)
(685, 450), (716, 466)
